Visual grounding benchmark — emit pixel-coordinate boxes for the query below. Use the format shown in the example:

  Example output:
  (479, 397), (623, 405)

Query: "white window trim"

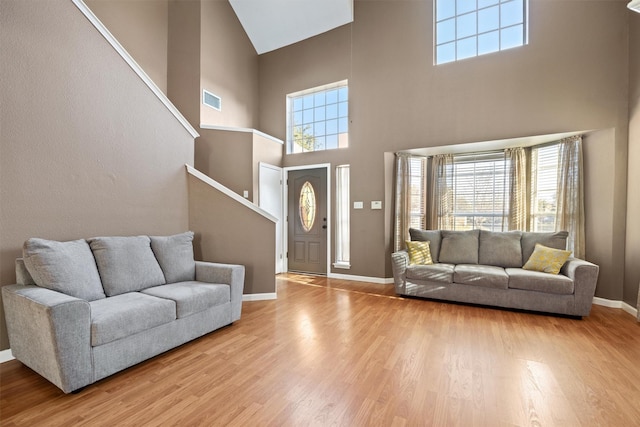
(334, 164), (350, 269)
(286, 80), (349, 154)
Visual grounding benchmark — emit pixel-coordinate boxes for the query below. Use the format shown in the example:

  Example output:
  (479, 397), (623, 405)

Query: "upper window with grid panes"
(286, 81), (348, 154)
(435, 0), (528, 65)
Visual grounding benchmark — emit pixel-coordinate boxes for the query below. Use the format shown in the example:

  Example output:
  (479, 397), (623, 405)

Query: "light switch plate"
(354, 201), (363, 209)
(371, 201), (382, 210)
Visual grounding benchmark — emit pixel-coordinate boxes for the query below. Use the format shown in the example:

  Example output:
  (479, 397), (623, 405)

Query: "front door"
(287, 168), (327, 274)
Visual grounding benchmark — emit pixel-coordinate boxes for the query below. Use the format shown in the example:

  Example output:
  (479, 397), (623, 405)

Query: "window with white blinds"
(408, 156), (427, 230)
(530, 144), (559, 232)
(450, 152), (509, 231)
(334, 165), (350, 268)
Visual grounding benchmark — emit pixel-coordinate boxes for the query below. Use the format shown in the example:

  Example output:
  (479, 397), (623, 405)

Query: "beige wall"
(188, 174), (276, 295)
(195, 129), (254, 198)
(259, 0), (632, 301)
(626, 11), (640, 307)
(200, 0), (259, 128)
(167, 0), (201, 128)
(86, 0), (169, 93)
(0, 0), (195, 350)
(195, 129), (283, 202)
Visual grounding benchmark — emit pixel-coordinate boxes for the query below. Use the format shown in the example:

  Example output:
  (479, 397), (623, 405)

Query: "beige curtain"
(430, 154), (454, 230)
(556, 136), (585, 259)
(393, 153), (412, 252)
(506, 147), (527, 231)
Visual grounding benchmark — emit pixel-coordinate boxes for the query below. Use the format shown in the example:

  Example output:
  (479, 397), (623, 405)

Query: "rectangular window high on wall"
(335, 165), (350, 268)
(450, 152), (509, 230)
(434, 0), (528, 64)
(530, 144), (559, 232)
(286, 81), (348, 154)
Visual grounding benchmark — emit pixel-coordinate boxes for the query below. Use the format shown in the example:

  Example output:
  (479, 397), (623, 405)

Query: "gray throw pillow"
(22, 238), (106, 301)
(521, 231), (569, 265)
(150, 231), (196, 284)
(88, 236), (166, 296)
(438, 229), (480, 264)
(409, 228), (442, 263)
(479, 230), (523, 268)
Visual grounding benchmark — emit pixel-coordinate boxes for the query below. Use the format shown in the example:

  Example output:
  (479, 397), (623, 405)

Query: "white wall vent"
(203, 90), (222, 111)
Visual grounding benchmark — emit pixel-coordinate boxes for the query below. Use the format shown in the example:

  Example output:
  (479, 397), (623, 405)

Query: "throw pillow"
(22, 238), (106, 301)
(522, 243), (571, 275)
(409, 228), (441, 262)
(88, 236), (166, 296)
(150, 231), (196, 283)
(406, 241), (433, 265)
(521, 231), (569, 266)
(439, 229), (480, 264)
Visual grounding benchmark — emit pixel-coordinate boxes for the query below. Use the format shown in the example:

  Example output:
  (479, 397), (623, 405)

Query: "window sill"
(333, 262), (351, 270)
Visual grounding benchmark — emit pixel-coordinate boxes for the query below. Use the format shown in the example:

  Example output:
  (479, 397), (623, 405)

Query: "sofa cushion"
(521, 231), (569, 266)
(89, 292), (176, 346)
(142, 282), (230, 318)
(439, 229), (480, 265)
(150, 232), (196, 283)
(409, 228), (442, 263)
(88, 236), (166, 296)
(523, 244), (571, 275)
(454, 264), (509, 289)
(478, 230), (523, 268)
(406, 263), (454, 283)
(406, 241), (433, 265)
(506, 268), (575, 295)
(22, 238), (106, 301)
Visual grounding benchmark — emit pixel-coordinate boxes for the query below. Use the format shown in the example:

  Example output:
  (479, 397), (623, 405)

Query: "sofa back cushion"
(22, 238), (106, 301)
(88, 236), (166, 296)
(409, 228), (442, 263)
(478, 230), (523, 268)
(521, 231), (569, 265)
(150, 231), (196, 283)
(439, 229), (480, 264)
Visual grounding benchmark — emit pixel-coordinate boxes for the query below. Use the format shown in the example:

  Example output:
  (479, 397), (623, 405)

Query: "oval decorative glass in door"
(299, 181), (316, 232)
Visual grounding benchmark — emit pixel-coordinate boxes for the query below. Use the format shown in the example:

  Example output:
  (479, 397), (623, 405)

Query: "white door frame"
(283, 163), (331, 275)
(259, 162), (285, 274)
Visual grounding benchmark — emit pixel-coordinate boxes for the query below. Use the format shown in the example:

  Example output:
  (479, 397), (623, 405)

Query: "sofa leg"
(71, 386), (86, 394)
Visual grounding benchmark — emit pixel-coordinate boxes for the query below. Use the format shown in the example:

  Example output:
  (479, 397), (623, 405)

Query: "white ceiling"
(229, 0), (354, 55)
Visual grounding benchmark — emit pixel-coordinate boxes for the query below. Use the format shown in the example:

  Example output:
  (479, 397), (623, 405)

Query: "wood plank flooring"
(1, 273), (639, 426)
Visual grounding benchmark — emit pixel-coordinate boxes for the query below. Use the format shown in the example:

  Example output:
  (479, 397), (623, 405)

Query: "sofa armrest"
(195, 261), (245, 322)
(561, 258), (600, 316)
(391, 251), (409, 292)
(1, 285), (92, 393)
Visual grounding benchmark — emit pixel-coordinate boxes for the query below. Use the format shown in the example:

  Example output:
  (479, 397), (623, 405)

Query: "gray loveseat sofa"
(2, 232), (245, 393)
(391, 229), (599, 317)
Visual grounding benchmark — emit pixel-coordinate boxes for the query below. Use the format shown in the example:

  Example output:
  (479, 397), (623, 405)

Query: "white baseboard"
(243, 293), (277, 301)
(593, 297), (638, 318)
(328, 272), (395, 284)
(0, 349), (14, 363)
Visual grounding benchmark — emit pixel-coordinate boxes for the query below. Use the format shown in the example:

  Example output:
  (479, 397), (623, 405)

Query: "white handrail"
(71, 0), (199, 139)
(185, 165), (278, 223)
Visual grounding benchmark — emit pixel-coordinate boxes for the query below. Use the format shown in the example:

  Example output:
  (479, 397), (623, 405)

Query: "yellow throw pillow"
(522, 243), (571, 275)
(406, 241), (433, 265)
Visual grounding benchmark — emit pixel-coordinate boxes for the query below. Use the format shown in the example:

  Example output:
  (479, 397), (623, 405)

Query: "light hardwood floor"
(1, 273), (639, 426)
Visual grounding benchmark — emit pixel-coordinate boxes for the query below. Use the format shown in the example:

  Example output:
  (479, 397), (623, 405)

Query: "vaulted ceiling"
(229, 0), (353, 54)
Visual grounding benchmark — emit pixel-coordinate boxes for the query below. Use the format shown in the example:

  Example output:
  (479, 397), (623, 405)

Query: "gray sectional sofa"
(391, 229), (599, 317)
(2, 232), (245, 393)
